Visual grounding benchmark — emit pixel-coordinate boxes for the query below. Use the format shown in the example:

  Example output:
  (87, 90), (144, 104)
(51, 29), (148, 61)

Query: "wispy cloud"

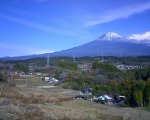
(128, 31), (150, 40)
(33, 0), (49, 3)
(0, 44), (55, 57)
(83, 2), (150, 27)
(10, 0), (49, 4)
(0, 14), (75, 36)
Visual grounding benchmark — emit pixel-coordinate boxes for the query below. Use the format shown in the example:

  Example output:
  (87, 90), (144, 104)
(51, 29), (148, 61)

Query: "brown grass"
(0, 83), (150, 120)
(0, 84), (72, 105)
(0, 84), (74, 120)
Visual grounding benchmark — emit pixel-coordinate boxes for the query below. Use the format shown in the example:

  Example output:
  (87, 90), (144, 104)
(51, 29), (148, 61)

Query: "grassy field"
(0, 82), (150, 120)
(14, 77), (49, 87)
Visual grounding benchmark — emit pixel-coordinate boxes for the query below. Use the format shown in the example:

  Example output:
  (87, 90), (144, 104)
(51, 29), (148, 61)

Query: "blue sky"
(0, 0), (150, 57)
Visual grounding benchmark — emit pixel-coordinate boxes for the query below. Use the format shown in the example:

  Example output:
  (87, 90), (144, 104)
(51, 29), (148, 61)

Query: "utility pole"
(26, 76), (28, 87)
(101, 51), (104, 62)
(46, 53), (50, 67)
(47, 53), (49, 65)
(2, 63), (4, 80)
(73, 53), (75, 62)
(9, 64), (12, 79)
(120, 51), (123, 57)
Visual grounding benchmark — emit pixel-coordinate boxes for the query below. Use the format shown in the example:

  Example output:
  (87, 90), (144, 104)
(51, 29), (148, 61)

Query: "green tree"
(101, 63), (120, 73)
(59, 61), (77, 71)
(135, 68), (150, 81)
(108, 80), (119, 94)
(134, 90), (143, 106)
(123, 77), (146, 107)
(145, 79), (150, 106)
(134, 80), (145, 107)
(122, 78), (136, 107)
(14, 64), (29, 74)
(54, 71), (61, 80)
(92, 60), (100, 69)
(0, 73), (4, 82)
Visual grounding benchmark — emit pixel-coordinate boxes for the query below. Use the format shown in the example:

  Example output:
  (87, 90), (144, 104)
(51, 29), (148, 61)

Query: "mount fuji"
(2, 32), (150, 60)
(49, 32), (150, 57)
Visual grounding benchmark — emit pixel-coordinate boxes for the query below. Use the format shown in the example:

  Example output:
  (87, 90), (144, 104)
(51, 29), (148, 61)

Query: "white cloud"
(0, 14), (75, 36)
(28, 48), (55, 55)
(83, 2), (150, 27)
(128, 31), (150, 40)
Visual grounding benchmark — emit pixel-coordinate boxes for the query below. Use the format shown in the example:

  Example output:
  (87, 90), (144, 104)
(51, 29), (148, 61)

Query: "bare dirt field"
(0, 83), (150, 120)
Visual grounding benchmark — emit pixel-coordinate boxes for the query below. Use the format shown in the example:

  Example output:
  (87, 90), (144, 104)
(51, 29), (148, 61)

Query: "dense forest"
(62, 59), (150, 107)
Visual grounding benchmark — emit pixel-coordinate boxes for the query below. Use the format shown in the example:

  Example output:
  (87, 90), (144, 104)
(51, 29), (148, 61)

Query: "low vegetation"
(0, 56), (150, 119)
(1, 83), (150, 120)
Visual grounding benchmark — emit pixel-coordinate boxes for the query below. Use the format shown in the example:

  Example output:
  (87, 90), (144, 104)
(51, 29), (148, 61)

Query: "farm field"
(0, 82), (150, 120)
(14, 77), (48, 87)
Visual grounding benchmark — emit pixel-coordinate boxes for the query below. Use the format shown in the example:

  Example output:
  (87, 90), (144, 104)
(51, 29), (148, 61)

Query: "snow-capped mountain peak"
(97, 32), (124, 41)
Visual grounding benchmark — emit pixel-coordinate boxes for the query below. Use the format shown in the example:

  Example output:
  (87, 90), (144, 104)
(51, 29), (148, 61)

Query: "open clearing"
(0, 81), (150, 120)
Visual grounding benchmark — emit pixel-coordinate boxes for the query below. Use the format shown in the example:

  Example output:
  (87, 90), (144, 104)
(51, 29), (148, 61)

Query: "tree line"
(64, 60), (150, 107)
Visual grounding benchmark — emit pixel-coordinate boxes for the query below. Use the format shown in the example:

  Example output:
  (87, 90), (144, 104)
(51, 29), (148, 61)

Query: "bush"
(0, 73), (4, 82)
(119, 103), (129, 107)
(144, 104), (150, 111)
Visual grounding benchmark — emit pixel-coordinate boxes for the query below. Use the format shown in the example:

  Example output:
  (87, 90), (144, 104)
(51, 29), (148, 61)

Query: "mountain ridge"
(1, 32), (150, 60)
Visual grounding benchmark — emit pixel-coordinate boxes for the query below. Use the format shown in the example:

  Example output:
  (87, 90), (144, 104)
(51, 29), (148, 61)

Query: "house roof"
(103, 95), (112, 100)
(98, 94), (113, 100)
(80, 87), (93, 93)
(98, 96), (105, 100)
(84, 87), (92, 92)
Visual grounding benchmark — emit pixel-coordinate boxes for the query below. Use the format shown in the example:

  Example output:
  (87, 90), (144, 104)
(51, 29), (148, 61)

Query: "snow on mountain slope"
(96, 32), (125, 41)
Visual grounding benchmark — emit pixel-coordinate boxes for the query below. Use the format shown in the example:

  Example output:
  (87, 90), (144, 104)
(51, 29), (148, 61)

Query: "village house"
(76, 87), (93, 100)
